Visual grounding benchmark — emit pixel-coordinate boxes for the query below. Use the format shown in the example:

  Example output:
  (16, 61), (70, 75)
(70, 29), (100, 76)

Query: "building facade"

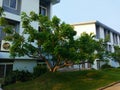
(72, 21), (120, 69)
(0, 0), (60, 77)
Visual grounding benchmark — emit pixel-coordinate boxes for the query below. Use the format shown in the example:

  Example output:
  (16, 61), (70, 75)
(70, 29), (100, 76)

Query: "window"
(113, 33), (118, 44)
(96, 60), (100, 69)
(108, 45), (112, 52)
(82, 63), (85, 69)
(0, 64), (13, 77)
(87, 63), (91, 68)
(5, 0), (18, 10)
(39, 0), (49, 16)
(0, 19), (20, 41)
(10, 0), (17, 9)
(40, 6), (47, 16)
(3, 0), (21, 15)
(0, 27), (6, 41)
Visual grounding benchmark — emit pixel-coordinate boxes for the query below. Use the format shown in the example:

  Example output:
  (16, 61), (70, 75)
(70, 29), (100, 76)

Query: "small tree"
(75, 32), (98, 64)
(74, 32), (111, 67)
(1, 11), (77, 72)
(111, 46), (120, 66)
(96, 35), (111, 62)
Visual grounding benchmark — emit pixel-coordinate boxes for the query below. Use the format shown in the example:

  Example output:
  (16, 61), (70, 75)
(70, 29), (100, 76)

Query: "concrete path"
(104, 83), (120, 90)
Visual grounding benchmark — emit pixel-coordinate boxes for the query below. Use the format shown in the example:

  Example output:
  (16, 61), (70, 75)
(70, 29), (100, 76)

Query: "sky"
(52, 0), (120, 32)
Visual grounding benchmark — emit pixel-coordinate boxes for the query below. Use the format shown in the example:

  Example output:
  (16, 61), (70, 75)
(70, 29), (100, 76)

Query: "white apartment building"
(72, 21), (120, 70)
(0, 0), (60, 77)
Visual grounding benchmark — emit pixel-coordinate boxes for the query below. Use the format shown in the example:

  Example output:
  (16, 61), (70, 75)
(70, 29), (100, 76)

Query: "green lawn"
(3, 69), (120, 90)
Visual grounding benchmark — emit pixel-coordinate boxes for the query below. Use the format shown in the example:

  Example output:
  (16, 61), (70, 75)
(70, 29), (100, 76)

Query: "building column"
(99, 26), (104, 39)
(117, 35), (120, 45)
(0, 0), (3, 7)
(110, 32), (113, 44)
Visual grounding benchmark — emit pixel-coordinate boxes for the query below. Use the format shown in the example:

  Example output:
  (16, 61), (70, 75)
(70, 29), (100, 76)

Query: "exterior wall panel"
(73, 23), (96, 39)
(13, 60), (37, 73)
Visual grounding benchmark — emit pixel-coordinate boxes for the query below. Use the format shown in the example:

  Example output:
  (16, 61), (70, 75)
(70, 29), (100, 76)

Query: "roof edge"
(71, 20), (97, 26)
(51, 0), (60, 5)
(71, 20), (120, 35)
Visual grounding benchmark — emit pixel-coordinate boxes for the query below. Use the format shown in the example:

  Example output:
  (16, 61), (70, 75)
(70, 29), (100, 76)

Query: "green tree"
(111, 46), (120, 66)
(75, 32), (98, 64)
(96, 35), (111, 63)
(74, 32), (111, 67)
(1, 11), (77, 72)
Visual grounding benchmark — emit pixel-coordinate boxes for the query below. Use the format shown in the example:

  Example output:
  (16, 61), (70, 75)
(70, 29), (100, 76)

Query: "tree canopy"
(74, 32), (97, 63)
(1, 11), (78, 72)
(0, 8), (112, 71)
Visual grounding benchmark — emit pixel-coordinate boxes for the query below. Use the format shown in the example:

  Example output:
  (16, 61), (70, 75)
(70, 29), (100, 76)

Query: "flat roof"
(72, 20), (120, 35)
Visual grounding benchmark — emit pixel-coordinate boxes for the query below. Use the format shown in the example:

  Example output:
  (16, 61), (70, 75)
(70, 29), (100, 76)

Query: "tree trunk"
(40, 55), (53, 72)
(51, 66), (59, 72)
(40, 56), (73, 72)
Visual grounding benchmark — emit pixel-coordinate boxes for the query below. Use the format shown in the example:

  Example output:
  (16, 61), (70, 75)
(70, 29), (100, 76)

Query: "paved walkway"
(104, 83), (120, 90)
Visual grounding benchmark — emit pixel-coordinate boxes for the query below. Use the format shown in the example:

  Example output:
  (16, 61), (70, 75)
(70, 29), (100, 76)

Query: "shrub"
(4, 71), (16, 85)
(33, 65), (48, 78)
(117, 67), (120, 68)
(101, 63), (113, 69)
(15, 70), (32, 82)
(4, 70), (32, 85)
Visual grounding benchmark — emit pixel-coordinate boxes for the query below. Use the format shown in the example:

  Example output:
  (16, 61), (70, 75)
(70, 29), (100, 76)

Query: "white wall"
(19, 0), (39, 34)
(0, 0), (3, 7)
(73, 23), (96, 39)
(109, 59), (119, 68)
(13, 60), (37, 72)
(21, 0), (39, 14)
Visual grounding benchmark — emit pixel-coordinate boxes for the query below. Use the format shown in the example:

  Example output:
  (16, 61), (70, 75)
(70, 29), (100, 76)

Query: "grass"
(3, 68), (120, 90)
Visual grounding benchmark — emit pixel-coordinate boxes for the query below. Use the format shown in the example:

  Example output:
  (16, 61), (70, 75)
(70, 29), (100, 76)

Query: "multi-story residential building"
(0, 0), (60, 77)
(72, 20), (120, 70)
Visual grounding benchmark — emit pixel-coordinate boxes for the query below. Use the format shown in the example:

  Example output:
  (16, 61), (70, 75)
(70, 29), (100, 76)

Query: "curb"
(97, 81), (120, 90)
